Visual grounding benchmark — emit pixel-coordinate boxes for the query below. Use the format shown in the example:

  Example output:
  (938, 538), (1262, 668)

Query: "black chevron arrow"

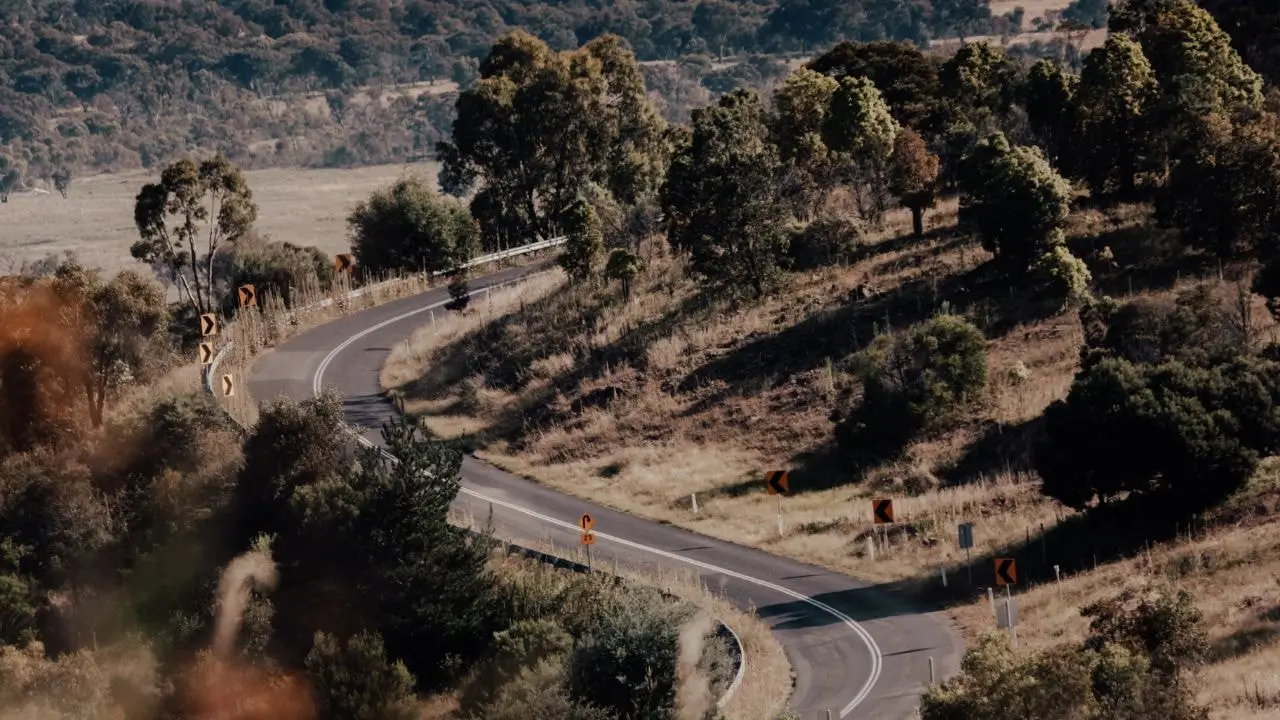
(995, 558), (1017, 585)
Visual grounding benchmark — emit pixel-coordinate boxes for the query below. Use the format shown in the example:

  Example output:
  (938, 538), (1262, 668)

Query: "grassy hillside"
(948, 459), (1280, 719)
(382, 196), (1096, 582)
(383, 191), (1280, 718)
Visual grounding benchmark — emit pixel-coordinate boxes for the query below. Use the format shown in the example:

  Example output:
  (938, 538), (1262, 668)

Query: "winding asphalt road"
(247, 261), (963, 719)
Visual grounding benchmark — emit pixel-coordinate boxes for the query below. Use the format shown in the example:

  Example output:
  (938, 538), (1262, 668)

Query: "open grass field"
(990, 0), (1074, 22)
(0, 161), (441, 276)
(931, 27), (1108, 54)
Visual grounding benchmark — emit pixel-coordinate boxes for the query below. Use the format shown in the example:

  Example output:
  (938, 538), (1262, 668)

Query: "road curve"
(247, 262), (963, 719)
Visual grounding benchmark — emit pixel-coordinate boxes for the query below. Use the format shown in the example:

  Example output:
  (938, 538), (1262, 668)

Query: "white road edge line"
(312, 279), (885, 718)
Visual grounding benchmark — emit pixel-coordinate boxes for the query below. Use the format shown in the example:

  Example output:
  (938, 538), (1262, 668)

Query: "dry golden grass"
(930, 28), (1108, 53)
(946, 461), (1280, 719)
(380, 270), (571, 393)
(381, 197), (1274, 603)
(412, 693), (460, 720)
(0, 161), (440, 276)
(990, 0), (1074, 22)
(381, 202), (1094, 584)
(262, 79), (460, 117)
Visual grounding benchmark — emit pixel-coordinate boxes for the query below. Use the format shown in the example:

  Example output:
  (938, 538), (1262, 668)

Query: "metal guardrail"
(200, 234), (745, 709)
(440, 235), (568, 275)
(203, 237), (568, 392)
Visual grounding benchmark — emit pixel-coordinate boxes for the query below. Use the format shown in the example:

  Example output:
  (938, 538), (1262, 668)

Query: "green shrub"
(923, 585), (1209, 720)
(465, 659), (611, 720)
(471, 563), (731, 720)
(1036, 356), (1280, 514)
(87, 393), (238, 582)
(304, 630), (418, 720)
(787, 214), (862, 269)
(958, 133), (1072, 276)
(559, 199), (605, 282)
(1034, 240), (1092, 302)
(0, 539), (38, 646)
(604, 248), (642, 300)
(457, 619), (573, 714)
(835, 314), (987, 474)
(0, 455), (112, 594)
(1080, 285), (1252, 370)
(348, 175), (480, 275)
(566, 592), (684, 719)
(921, 632), (1095, 720)
(96, 392), (232, 484)
(233, 390), (349, 542)
(1081, 583), (1207, 679)
(218, 233), (334, 313)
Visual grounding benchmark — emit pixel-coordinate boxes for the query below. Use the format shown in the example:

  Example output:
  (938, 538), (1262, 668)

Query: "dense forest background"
(0, 0), (1089, 181)
(4, 2), (1279, 198)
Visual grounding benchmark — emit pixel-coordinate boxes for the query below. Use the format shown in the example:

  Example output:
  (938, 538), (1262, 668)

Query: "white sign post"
(998, 590), (1019, 649)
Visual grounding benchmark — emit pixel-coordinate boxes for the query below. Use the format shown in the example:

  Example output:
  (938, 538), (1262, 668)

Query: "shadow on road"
(339, 393), (395, 433)
(755, 582), (959, 630)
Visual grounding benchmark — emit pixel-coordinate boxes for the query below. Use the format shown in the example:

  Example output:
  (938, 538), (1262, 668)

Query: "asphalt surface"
(247, 261), (963, 719)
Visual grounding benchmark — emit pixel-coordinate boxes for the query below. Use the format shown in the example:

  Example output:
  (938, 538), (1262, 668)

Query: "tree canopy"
(1075, 35), (1158, 200)
(958, 133), (1073, 275)
(439, 32), (667, 249)
(347, 175), (480, 276)
(131, 155), (258, 316)
(661, 89), (789, 297)
(1036, 356), (1280, 515)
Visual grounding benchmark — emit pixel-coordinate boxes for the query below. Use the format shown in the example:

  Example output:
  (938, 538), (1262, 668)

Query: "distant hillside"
(0, 0), (1053, 181)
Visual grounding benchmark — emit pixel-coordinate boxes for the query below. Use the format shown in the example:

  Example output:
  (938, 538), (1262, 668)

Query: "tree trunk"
(912, 207), (924, 238)
(184, 220), (207, 316)
(83, 376), (103, 429)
